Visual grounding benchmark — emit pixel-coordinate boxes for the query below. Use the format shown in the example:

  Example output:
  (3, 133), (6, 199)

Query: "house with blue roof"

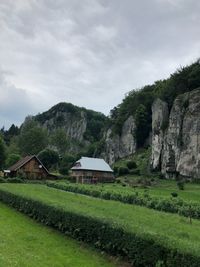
(71, 157), (114, 183)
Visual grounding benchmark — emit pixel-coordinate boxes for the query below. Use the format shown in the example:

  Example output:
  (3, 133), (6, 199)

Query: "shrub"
(177, 180), (185, 190)
(0, 177), (6, 183)
(46, 181), (200, 220)
(129, 169), (140, 175)
(127, 160), (137, 169)
(118, 167), (129, 176)
(171, 192), (178, 198)
(38, 149), (59, 169)
(6, 177), (23, 183)
(59, 167), (69, 175)
(113, 166), (119, 175)
(159, 173), (165, 179)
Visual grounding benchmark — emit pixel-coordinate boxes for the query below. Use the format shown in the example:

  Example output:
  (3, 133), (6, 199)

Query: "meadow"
(0, 184), (200, 257)
(0, 202), (120, 267)
(50, 179), (200, 202)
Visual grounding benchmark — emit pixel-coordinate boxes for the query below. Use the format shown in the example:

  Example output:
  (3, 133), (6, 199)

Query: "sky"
(0, 0), (200, 129)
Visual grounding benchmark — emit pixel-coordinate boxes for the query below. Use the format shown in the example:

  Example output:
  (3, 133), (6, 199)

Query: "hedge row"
(46, 181), (200, 220)
(0, 188), (199, 267)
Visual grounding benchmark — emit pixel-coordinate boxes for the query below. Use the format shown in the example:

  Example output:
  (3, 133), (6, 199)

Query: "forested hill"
(1, 59), (200, 178)
(110, 59), (200, 147)
(35, 102), (109, 143)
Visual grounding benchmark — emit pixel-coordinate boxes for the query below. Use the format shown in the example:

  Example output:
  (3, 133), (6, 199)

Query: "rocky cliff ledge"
(151, 88), (200, 179)
(101, 116), (136, 164)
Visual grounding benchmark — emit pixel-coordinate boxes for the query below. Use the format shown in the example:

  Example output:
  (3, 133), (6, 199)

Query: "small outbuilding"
(4, 155), (50, 180)
(71, 156), (115, 183)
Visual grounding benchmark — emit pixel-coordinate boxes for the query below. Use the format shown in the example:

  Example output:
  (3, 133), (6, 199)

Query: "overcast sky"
(0, 0), (200, 128)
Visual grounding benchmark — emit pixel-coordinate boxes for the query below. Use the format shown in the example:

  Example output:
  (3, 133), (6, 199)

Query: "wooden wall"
(17, 158), (48, 179)
(71, 170), (115, 183)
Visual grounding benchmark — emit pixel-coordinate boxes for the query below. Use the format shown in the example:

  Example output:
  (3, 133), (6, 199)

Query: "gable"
(8, 155), (49, 174)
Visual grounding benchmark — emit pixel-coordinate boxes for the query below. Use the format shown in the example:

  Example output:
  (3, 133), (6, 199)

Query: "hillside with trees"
(0, 60), (200, 176)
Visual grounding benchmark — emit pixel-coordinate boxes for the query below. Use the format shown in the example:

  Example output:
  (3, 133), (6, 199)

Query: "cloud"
(0, 70), (36, 128)
(0, 0), (200, 127)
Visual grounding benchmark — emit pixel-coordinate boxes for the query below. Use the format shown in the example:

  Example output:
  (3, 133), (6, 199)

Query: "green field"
(57, 179), (200, 202)
(0, 183), (200, 257)
(0, 202), (120, 267)
(52, 179), (200, 202)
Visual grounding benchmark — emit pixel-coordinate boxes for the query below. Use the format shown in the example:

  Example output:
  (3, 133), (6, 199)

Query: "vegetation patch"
(0, 184), (200, 266)
(46, 180), (200, 220)
(0, 202), (117, 267)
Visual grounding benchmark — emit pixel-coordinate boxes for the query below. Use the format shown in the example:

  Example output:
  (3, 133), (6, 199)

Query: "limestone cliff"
(151, 88), (200, 179)
(34, 102), (107, 154)
(101, 116), (136, 164)
(151, 98), (169, 170)
(39, 110), (87, 142)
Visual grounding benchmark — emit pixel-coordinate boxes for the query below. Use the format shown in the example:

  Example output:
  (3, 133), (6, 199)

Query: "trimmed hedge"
(46, 181), (200, 220)
(0, 188), (199, 267)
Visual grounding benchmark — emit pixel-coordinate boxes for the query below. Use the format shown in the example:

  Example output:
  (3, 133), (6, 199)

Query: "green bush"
(0, 177), (6, 183)
(129, 169), (140, 175)
(38, 149), (59, 169)
(0, 188), (200, 267)
(113, 166), (119, 175)
(127, 161), (137, 169)
(59, 167), (69, 175)
(177, 180), (185, 190)
(171, 192), (178, 198)
(118, 167), (129, 176)
(46, 181), (200, 220)
(6, 177), (24, 183)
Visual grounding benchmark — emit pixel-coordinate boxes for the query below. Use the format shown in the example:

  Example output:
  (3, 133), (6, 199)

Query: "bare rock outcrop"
(102, 116), (136, 164)
(151, 98), (169, 170)
(41, 111), (87, 142)
(151, 88), (200, 179)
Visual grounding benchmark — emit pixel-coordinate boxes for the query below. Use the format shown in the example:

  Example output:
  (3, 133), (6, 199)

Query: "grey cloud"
(0, 71), (36, 128)
(0, 0), (200, 127)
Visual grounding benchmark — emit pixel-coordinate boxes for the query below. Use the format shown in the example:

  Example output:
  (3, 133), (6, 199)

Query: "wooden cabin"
(71, 157), (115, 183)
(4, 155), (50, 180)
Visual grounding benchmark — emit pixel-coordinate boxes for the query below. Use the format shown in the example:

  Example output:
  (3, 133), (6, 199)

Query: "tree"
(50, 129), (69, 155)
(38, 149), (59, 169)
(6, 153), (21, 168)
(135, 104), (149, 147)
(6, 136), (20, 155)
(3, 124), (20, 145)
(0, 136), (6, 170)
(59, 154), (75, 169)
(127, 160), (137, 169)
(19, 118), (48, 155)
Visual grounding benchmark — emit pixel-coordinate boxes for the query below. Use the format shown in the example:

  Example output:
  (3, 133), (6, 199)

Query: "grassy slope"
(0, 184), (200, 257)
(112, 148), (200, 202)
(113, 148), (151, 175)
(137, 179), (200, 202)
(0, 202), (119, 267)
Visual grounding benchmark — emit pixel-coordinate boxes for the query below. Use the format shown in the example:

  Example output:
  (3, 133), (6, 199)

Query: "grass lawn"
(0, 202), (121, 267)
(0, 183), (200, 257)
(137, 179), (200, 202)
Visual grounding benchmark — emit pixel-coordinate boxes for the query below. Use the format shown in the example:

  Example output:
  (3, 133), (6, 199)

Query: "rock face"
(101, 116), (136, 164)
(151, 98), (169, 170)
(41, 110), (87, 142)
(32, 102), (108, 155)
(151, 88), (200, 179)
